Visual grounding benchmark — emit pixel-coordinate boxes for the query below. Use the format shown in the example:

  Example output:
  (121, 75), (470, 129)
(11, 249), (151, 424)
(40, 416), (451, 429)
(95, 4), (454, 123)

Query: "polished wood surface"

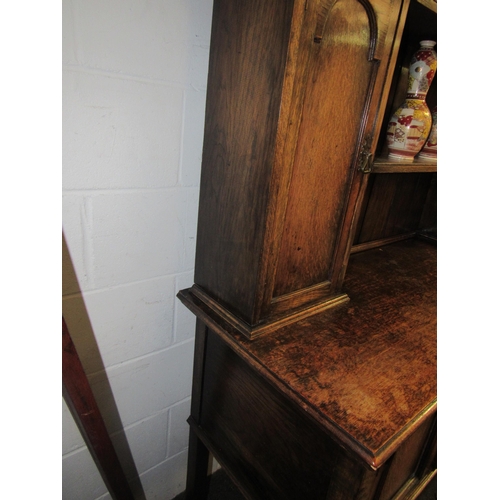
(180, 0), (437, 497)
(371, 158), (437, 173)
(194, 0), (294, 324)
(195, 328), (382, 500)
(179, 237), (436, 468)
(62, 318), (134, 500)
(244, 239), (436, 462)
(179, 238), (436, 499)
(193, 0), (406, 335)
(270, 0), (380, 297)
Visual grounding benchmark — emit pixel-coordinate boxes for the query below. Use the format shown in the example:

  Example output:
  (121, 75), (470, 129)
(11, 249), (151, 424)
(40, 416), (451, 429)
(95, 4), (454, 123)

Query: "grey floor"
(174, 469), (437, 499)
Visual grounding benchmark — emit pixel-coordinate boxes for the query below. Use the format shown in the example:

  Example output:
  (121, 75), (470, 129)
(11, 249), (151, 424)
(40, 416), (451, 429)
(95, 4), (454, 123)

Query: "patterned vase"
(386, 40), (437, 161)
(418, 106), (437, 160)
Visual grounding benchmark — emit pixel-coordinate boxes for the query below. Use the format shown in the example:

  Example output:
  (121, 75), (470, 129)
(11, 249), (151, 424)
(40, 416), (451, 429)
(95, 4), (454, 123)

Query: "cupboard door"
(192, 0), (406, 336)
(272, 0), (376, 297)
(265, 0), (404, 315)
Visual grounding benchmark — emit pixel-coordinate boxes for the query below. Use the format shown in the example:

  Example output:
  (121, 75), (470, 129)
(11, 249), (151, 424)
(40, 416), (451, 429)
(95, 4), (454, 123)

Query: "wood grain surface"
(244, 239), (436, 456)
(194, 0), (294, 322)
(179, 238), (436, 467)
(192, 0), (407, 328)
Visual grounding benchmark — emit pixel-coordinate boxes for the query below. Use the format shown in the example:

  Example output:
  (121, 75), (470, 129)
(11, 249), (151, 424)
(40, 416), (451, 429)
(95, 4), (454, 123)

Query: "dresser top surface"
(239, 238), (437, 460)
(179, 238), (437, 466)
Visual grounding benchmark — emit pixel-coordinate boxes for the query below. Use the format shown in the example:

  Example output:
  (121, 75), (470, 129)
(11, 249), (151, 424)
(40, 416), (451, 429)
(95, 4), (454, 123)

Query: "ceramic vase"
(386, 40), (437, 161)
(418, 106), (437, 160)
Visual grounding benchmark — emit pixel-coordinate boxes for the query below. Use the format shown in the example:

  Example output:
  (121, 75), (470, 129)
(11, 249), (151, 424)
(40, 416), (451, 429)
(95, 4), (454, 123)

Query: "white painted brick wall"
(62, 1), (213, 498)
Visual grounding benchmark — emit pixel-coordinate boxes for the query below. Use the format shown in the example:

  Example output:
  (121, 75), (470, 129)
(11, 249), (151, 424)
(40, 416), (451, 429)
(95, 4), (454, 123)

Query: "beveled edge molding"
(178, 288), (436, 470)
(178, 290), (377, 467)
(372, 399), (437, 469)
(269, 280), (334, 316)
(392, 469), (437, 500)
(271, 278), (337, 304)
(357, 0), (378, 61)
(189, 284), (349, 340)
(350, 232), (417, 254)
(179, 287), (393, 469)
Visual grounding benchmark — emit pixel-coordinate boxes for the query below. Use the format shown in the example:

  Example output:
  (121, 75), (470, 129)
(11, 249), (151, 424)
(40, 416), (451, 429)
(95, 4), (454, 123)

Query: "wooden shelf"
(372, 156), (437, 173)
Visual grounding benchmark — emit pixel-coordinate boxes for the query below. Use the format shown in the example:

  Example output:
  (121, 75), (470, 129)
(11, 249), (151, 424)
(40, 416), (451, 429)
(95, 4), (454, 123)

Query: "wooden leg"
(185, 427), (210, 499)
(184, 317), (211, 499)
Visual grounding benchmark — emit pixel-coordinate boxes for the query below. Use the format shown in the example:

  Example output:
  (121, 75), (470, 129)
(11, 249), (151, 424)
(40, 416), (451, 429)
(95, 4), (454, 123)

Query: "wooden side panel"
(376, 415), (434, 500)
(194, 0), (294, 323)
(199, 329), (372, 500)
(273, 0), (376, 297)
(354, 172), (434, 244)
(418, 172), (437, 235)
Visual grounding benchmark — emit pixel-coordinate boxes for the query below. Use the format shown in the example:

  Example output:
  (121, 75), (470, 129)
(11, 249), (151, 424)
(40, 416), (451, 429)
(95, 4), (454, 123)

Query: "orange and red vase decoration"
(418, 106), (437, 160)
(386, 40), (437, 161)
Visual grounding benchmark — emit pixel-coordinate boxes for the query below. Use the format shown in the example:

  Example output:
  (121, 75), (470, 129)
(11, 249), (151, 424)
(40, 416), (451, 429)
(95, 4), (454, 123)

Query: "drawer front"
(199, 329), (375, 500)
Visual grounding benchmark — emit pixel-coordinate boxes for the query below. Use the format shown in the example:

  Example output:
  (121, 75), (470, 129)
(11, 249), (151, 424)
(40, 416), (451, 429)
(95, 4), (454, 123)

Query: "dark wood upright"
(62, 318), (135, 500)
(179, 0), (437, 498)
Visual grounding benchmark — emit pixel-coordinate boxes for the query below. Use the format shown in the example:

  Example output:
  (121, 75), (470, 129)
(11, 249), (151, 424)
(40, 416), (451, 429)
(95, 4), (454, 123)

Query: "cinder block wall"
(62, 1), (213, 498)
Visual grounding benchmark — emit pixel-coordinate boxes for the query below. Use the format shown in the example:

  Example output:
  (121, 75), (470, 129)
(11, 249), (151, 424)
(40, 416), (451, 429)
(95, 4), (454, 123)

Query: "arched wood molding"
(314, 0), (378, 62)
(313, 0), (339, 43)
(357, 0), (378, 61)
